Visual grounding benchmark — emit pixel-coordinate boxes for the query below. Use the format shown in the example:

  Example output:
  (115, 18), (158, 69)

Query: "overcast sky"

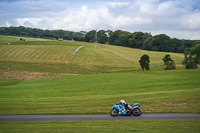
(0, 0), (200, 40)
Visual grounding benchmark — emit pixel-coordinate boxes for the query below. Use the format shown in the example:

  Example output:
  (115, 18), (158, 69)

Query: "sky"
(0, 0), (200, 40)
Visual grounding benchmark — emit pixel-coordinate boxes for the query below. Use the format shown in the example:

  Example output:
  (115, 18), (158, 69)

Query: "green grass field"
(0, 36), (199, 132)
(1, 119), (200, 133)
(0, 36), (199, 114)
(0, 69), (199, 115)
(0, 36), (19, 41)
(0, 35), (51, 42)
(0, 35), (184, 74)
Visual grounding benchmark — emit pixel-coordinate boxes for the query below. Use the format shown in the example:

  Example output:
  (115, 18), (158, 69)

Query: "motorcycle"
(110, 103), (142, 116)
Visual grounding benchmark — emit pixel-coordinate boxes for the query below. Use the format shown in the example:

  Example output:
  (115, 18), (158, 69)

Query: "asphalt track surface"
(0, 114), (200, 121)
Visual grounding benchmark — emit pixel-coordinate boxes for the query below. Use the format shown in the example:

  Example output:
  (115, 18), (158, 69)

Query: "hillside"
(0, 36), (184, 76)
(0, 36), (200, 115)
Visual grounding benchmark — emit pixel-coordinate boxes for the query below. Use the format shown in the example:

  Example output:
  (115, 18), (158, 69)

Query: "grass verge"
(0, 69), (199, 115)
(0, 119), (200, 133)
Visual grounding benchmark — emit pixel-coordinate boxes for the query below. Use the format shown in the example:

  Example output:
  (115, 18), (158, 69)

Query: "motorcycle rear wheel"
(132, 108), (142, 116)
(110, 109), (119, 116)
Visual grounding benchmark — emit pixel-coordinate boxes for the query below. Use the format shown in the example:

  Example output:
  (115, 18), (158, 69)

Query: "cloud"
(15, 18), (43, 27)
(181, 12), (200, 30)
(5, 22), (11, 27)
(1, 0), (200, 39)
(13, 3), (152, 31)
(109, 16), (152, 29)
(108, 2), (130, 8)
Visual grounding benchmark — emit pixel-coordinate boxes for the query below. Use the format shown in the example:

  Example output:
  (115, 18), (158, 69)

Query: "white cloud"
(1, 0), (200, 39)
(15, 18), (42, 27)
(181, 12), (200, 30)
(109, 16), (152, 28)
(5, 22), (11, 27)
(14, 4), (152, 31)
(108, 2), (130, 8)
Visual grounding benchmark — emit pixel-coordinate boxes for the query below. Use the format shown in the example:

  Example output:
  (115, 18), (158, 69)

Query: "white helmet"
(120, 99), (125, 104)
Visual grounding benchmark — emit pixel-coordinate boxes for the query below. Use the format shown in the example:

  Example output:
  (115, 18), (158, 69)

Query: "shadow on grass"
(0, 79), (22, 88)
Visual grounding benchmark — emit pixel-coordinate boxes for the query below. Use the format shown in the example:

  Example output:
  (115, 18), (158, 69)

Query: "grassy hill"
(0, 36), (200, 132)
(0, 35), (184, 75)
(0, 35), (199, 115)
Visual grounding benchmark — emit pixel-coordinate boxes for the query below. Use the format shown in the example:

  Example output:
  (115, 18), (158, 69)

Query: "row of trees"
(139, 44), (200, 71)
(108, 30), (200, 53)
(85, 30), (200, 53)
(0, 26), (86, 41)
(0, 26), (200, 53)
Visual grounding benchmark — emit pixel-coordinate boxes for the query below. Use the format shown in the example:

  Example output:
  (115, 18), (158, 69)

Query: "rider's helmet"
(119, 99), (126, 104)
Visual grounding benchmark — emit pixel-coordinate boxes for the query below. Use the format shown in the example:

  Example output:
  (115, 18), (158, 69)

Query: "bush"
(162, 54), (176, 70)
(19, 38), (25, 41)
(182, 46), (199, 69)
(139, 54), (150, 71)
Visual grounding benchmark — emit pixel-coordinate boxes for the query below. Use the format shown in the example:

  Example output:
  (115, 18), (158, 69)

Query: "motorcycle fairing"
(112, 104), (128, 115)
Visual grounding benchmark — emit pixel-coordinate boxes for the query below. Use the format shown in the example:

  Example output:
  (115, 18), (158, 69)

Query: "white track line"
(70, 46), (84, 59)
(72, 46), (84, 55)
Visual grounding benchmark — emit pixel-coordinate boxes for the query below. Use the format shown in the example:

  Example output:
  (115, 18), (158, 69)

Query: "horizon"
(1, 26), (200, 41)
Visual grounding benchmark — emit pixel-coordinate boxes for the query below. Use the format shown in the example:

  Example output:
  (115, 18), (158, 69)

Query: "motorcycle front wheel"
(110, 109), (119, 116)
(132, 108), (142, 116)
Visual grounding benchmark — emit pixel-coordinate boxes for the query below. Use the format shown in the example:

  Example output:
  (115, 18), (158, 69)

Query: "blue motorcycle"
(110, 103), (142, 116)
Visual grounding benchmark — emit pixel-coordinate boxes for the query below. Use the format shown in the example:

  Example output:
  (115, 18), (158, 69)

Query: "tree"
(182, 48), (197, 69)
(150, 34), (175, 52)
(97, 30), (107, 44)
(162, 54), (176, 70)
(182, 40), (194, 48)
(191, 44), (200, 65)
(171, 38), (182, 53)
(139, 54), (150, 71)
(129, 32), (152, 48)
(85, 30), (96, 42)
(141, 36), (153, 50)
(63, 32), (73, 40)
(109, 30), (131, 46)
(0, 27), (7, 35)
(183, 44), (200, 69)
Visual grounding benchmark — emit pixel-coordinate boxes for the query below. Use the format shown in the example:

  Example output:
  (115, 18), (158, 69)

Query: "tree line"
(0, 26), (86, 41)
(139, 44), (200, 71)
(0, 26), (200, 53)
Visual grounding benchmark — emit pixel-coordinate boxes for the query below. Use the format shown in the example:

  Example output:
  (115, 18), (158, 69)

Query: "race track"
(0, 114), (200, 121)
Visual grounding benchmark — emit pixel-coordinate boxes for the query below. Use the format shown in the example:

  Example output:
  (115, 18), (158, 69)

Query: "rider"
(118, 99), (132, 109)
